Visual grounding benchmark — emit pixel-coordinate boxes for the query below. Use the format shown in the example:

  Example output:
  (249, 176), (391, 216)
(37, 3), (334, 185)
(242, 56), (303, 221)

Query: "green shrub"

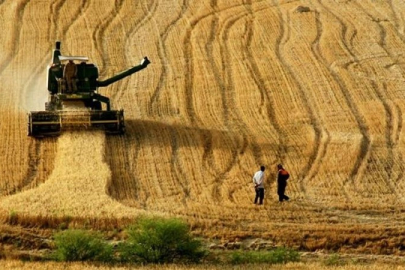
(324, 253), (346, 266)
(118, 216), (206, 264)
(229, 247), (300, 264)
(52, 229), (113, 262)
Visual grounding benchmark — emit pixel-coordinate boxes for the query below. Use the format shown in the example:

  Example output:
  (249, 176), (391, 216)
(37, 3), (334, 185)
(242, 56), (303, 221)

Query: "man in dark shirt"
(277, 164), (290, 202)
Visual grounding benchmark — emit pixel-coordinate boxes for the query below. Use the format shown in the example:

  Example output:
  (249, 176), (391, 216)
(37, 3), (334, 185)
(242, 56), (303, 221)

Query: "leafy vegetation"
(52, 229), (113, 262)
(118, 216), (206, 263)
(323, 253), (347, 266)
(228, 247), (300, 264)
(51, 217), (206, 264)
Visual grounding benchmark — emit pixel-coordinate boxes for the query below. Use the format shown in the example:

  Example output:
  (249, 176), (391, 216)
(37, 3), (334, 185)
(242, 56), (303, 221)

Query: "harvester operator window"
(63, 60), (78, 93)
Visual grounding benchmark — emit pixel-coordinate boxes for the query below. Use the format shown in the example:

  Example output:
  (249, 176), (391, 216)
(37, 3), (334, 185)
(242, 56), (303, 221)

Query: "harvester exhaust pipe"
(53, 41), (62, 64)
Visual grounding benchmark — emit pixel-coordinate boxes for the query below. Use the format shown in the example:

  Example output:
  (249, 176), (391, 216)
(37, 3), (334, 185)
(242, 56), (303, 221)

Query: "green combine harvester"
(27, 41), (150, 137)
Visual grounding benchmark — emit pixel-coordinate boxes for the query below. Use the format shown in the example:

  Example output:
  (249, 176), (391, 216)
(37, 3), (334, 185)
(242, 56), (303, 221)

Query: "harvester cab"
(28, 41), (150, 137)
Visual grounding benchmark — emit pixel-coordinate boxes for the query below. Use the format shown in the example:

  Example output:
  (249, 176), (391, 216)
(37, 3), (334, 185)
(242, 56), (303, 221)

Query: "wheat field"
(2, 0), (405, 259)
(2, 260), (405, 270)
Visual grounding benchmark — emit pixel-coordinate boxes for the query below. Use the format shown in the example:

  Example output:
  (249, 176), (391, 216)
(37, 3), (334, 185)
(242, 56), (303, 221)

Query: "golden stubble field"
(2, 0), (405, 261)
(2, 260), (405, 270)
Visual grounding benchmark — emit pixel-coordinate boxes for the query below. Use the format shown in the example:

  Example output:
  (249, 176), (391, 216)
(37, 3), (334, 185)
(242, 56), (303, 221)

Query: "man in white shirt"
(253, 166), (265, 205)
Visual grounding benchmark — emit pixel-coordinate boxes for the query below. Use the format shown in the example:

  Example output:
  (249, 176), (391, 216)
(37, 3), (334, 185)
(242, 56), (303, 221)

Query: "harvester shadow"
(106, 119), (279, 205)
(124, 119), (235, 148)
(121, 119), (278, 150)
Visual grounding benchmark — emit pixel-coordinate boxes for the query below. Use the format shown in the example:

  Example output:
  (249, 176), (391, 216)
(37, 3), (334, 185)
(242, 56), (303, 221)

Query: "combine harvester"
(28, 41), (150, 137)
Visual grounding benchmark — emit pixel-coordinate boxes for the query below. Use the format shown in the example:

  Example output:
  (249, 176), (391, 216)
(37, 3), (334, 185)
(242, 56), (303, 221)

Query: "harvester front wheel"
(92, 101), (102, 110)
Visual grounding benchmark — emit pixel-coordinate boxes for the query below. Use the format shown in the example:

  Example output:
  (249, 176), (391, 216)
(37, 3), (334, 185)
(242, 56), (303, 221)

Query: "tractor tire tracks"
(271, 0), (320, 197)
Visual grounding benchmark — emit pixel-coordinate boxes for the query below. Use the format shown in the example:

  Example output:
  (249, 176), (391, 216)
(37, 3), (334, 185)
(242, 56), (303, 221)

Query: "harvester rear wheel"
(27, 114), (32, 136)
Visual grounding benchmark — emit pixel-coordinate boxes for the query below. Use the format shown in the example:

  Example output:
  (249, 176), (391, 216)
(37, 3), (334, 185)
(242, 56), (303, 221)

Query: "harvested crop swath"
(0, 130), (142, 218)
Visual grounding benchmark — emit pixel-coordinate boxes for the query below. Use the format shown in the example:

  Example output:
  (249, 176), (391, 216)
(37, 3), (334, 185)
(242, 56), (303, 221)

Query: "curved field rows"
(1, 0), (405, 253)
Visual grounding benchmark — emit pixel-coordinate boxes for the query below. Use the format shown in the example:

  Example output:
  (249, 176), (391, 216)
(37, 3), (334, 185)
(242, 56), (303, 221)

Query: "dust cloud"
(22, 69), (48, 112)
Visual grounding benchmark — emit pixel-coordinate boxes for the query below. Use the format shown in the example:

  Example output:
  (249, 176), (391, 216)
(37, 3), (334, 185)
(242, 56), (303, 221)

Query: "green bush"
(229, 247), (300, 264)
(324, 253), (346, 266)
(118, 216), (206, 264)
(52, 229), (113, 262)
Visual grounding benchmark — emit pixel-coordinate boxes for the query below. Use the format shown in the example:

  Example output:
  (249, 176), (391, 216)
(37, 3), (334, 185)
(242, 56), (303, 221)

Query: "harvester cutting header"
(27, 41), (150, 137)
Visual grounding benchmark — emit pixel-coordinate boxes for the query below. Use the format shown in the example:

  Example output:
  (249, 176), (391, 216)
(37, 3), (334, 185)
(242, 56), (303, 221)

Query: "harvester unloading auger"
(27, 41), (150, 137)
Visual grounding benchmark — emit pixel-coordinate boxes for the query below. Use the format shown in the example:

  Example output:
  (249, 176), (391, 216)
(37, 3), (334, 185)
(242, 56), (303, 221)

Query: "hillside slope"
(1, 0), (405, 253)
